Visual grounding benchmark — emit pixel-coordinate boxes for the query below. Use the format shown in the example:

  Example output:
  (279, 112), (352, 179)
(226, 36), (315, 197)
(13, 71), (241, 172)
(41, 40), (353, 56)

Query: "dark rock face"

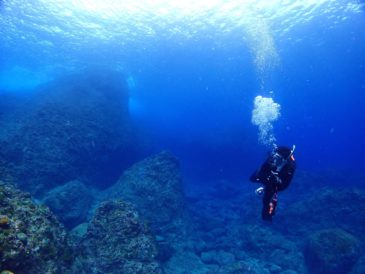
(0, 182), (72, 274)
(75, 200), (162, 274)
(0, 70), (134, 196)
(304, 229), (360, 274)
(104, 151), (186, 233)
(42, 180), (94, 229)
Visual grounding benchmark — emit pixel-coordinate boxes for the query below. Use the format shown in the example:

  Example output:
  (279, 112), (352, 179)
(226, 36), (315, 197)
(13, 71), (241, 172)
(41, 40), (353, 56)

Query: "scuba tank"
(269, 145), (295, 173)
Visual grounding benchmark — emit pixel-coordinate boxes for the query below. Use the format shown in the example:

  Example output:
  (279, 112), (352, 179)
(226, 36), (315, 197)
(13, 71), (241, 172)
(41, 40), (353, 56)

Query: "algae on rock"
(104, 151), (188, 235)
(74, 200), (162, 274)
(0, 182), (72, 274)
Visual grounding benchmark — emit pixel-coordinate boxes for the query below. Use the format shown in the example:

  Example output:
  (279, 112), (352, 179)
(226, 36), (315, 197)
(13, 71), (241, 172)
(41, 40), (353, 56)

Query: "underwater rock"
(75, 200), (161, 274)
(0, 182), (72, 274)
(0, 70), (135, 196)
(104, 151), (187, 234)
(211, 259), (271, 274)
(267, 263), (283, 274)
(155, 235), (174, 263)
(164, 251), (216, 274)
(237, 225), (305, 272)
(351, 255), (365, 274)
(281, 187), (365, 239)
(201, 250), (235, 266)
(0, 215), (10, 228)
(42, 180), (94, 229)
(279, 271), (298, 274)
(304, 228), (360, 274)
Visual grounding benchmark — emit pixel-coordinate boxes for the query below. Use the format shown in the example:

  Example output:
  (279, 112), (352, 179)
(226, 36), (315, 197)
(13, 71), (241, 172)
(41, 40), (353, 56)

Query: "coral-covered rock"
(0, 70), (135, 196)
(304, 228), (360, 274)
(42, 180), (94, 229)
(0, 215), (10, 229)
(75, 200), (161, 274)
(104, 151), (187, 234)
(0, 182), (72, 274)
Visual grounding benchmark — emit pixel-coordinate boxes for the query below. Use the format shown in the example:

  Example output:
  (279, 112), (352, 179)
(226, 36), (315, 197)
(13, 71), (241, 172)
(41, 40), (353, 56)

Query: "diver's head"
(275, 146), (294, 159)
(269, 145), (295, 169)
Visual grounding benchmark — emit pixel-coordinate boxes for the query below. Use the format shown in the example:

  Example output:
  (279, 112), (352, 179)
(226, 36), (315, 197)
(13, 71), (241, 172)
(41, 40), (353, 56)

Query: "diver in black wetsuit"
(250, 145), (296, 221)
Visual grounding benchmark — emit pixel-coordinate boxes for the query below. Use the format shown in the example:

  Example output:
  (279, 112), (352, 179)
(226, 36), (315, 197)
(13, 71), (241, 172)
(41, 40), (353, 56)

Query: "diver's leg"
(269, 193), (278, 216)
(262, 186), (275, 221)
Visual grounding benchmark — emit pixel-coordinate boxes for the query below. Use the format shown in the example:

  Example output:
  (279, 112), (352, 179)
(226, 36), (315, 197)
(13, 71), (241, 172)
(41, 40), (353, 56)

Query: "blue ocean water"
(1, 1), (365, 273)
(2, 0), (364, 184)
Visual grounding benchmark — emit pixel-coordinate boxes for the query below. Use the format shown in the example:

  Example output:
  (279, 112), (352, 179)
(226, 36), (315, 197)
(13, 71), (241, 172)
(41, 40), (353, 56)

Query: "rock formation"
(0, 182), (71, 274)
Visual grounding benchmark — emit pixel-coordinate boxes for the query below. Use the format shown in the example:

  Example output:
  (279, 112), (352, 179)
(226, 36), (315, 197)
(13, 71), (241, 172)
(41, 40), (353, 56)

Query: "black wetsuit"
(250, 147), (296, 221)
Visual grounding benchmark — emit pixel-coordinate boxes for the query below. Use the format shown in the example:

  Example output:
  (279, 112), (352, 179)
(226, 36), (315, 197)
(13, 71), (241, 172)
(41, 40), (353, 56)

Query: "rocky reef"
(174, 176), (365, 274)
(304, 228), (360, 274)
(176, 182), (306, 274)
(0, 180), (173, 274)
(73, 200), (162, 274)
(1, 139), (365, 274)
(279, 187), (365, 240)
(0, 182), (72, 274)
(103, 151), (188, 235)
(42, 180), (95, 229)
(0, 70), (135, 196)
(100, 151), (192, 269)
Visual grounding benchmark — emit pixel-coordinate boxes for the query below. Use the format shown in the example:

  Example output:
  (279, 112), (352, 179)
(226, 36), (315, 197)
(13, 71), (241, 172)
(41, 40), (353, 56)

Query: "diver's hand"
(255, 187), (264, 196)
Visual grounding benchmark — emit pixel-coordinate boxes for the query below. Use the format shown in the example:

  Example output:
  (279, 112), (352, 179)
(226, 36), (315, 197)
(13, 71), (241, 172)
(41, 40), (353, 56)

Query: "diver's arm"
(285, 160), (296, 182)
(250, 160), (273, 183)
(250, 170), (261, 183)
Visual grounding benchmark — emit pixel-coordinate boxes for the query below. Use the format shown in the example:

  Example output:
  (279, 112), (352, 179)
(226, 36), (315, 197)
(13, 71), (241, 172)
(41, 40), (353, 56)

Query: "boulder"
(103, 151), (186, 234)
(0, 70), (135, 196)
(280, 187), (365, 239)
(0, 182), (71, 274)
(304, 228), (360, 274)
(75, 200), (162, 274)
(42, 180), (94, 229)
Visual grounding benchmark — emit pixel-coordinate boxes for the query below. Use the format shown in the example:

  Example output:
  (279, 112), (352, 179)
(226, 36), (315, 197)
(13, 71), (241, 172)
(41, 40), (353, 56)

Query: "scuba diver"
(250, 145), (296, 221)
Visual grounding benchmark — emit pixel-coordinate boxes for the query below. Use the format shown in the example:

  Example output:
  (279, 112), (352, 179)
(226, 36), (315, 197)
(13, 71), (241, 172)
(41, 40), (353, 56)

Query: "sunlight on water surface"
(0, 0), (362, 84)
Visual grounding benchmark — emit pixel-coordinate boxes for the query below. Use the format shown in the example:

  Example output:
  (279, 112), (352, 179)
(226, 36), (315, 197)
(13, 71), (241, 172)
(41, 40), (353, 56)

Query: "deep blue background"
(130, 13), (365, 182)
(1, 1), (365, 185)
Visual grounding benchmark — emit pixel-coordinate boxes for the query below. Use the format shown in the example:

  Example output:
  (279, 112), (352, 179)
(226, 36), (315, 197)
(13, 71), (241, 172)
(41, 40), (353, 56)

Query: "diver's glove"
(255, 187), (264, 196)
